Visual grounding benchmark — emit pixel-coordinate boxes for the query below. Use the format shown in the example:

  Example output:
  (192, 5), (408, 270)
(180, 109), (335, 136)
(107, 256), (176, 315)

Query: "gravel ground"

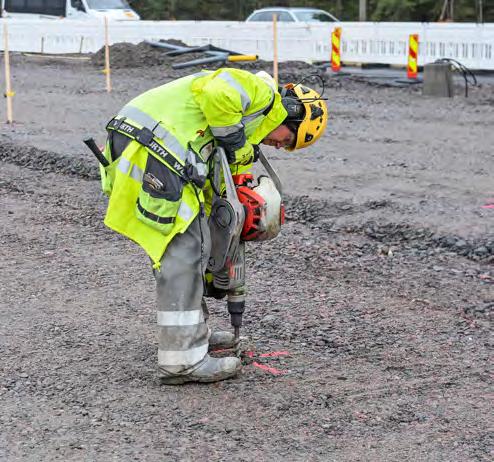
(0, 50), (492, 461)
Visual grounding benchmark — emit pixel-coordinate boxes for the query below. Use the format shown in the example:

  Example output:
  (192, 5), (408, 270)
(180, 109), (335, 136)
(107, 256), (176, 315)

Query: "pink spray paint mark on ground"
(244, 350), (290, 375)
(259, 351), (289, 358)
(481, 198), (494, 209)
(252, 362), (287, 375)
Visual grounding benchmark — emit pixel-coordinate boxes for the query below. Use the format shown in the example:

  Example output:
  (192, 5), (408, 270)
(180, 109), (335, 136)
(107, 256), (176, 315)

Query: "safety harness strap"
(106, 117), (187, 180)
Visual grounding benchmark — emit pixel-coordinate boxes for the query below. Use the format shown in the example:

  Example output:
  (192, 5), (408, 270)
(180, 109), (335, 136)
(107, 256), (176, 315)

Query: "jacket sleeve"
(196, 75), (255, 166)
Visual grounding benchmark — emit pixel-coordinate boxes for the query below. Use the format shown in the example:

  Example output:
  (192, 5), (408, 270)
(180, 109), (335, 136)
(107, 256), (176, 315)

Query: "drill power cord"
(435, 58), (478, 97)
(285, 73), (328, 104)
(293, 73), (328, 100)
(281, 73), (328, 124)
(192, 185), (208, 295)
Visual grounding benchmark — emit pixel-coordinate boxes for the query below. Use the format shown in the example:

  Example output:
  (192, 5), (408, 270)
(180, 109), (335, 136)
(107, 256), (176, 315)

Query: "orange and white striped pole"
(407, 34), (419, 79)
(331, 27), (342, 72)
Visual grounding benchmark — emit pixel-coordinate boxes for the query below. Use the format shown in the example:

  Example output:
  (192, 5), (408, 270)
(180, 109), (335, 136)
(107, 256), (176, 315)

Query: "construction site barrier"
(0, 19), (493, 70)
(407, 34), (419, 79)
(331, 26), (342, 72)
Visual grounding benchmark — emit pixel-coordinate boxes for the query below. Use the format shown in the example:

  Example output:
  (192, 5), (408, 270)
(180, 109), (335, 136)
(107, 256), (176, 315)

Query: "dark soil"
(91, 41), (324, 82)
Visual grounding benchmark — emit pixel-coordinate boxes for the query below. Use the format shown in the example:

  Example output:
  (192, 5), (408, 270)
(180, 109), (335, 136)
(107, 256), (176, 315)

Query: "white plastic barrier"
(339, 22), (493, 70)
(0, 19), (493, 70)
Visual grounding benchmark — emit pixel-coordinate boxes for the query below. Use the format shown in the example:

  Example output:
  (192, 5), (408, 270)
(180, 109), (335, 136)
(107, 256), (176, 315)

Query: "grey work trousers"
(154, 213), (212, 374)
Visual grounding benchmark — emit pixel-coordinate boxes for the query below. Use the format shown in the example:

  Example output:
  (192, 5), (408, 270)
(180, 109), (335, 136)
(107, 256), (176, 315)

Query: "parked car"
(1, 0), (140, 20)
(246, 7), (338, 23)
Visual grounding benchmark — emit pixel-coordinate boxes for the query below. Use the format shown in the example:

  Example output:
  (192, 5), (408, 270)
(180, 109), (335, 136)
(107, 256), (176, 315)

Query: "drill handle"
(83, 137), (109, 167)
(257, 149), (283, 196)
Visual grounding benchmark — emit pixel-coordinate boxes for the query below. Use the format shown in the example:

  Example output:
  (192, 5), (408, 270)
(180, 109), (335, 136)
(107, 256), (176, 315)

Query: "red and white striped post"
(331, 27), (342, 72)
(407, 34), (419, 79)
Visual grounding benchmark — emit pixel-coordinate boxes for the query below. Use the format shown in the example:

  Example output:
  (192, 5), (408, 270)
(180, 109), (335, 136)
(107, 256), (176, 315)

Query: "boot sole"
(160, 369), (240, 386)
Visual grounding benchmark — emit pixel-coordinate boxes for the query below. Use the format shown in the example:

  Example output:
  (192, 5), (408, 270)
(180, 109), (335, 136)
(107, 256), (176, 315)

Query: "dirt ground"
(0, 48), (492, 461)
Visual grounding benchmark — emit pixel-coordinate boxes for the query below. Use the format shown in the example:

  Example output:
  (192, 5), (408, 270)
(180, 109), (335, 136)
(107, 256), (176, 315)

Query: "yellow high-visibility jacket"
(100, 68), (287, 267)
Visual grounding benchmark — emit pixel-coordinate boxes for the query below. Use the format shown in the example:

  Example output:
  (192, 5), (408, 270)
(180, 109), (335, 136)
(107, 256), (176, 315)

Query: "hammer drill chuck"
(227, 291), (246, 341)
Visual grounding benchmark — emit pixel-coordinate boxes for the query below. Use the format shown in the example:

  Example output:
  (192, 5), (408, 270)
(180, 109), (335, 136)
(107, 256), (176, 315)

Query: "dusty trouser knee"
(154, 214), (211, 374)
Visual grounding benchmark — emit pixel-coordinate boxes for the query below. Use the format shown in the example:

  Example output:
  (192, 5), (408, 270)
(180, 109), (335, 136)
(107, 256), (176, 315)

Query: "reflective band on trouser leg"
(157, 310), (203, 326)
(158, 344), (208, 367)
(217, 71), (251, 112)
(155, 214), (212, 374)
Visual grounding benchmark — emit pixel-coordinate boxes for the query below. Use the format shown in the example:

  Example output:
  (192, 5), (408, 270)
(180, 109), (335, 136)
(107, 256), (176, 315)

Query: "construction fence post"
(104, 16), (112, 93)
(3, 20), (14, 123)
(272, 13), (278, 85)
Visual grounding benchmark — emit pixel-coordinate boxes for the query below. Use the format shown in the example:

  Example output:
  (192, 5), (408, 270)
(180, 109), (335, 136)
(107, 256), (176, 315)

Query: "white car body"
(246, 7), (338, 23)
(1, 0), (140, 21)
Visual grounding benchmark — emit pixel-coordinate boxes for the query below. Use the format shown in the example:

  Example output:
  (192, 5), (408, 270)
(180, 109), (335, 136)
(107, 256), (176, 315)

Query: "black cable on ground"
(435, 58), (478, 97)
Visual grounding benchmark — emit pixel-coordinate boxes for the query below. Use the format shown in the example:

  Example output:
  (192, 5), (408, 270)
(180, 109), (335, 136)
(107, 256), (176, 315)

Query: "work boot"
(159, 355), (241, 385)
(208, 330), (239, 350)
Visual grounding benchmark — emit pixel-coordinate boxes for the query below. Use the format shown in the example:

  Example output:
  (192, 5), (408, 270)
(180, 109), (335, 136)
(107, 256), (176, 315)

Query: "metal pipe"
(165, 44), (213, 56)
(227, 54), (258, 62)
(144, 40), (185, 51)
(172, 54), (228, 69)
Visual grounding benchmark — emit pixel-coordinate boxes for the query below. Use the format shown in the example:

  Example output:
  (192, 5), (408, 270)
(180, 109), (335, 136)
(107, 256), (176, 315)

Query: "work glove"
(203, 272), (227, 300)
(224, 143), (255, 166)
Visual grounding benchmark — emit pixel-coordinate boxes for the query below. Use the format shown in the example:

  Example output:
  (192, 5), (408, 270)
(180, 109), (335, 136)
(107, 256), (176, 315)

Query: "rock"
(443, 236), (457, 247)
(474, 246), (488, 256)
(260, 315), (277, 325)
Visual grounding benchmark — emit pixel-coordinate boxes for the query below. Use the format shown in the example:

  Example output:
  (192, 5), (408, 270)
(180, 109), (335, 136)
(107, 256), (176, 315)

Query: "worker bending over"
(99, 68), (328, 384)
